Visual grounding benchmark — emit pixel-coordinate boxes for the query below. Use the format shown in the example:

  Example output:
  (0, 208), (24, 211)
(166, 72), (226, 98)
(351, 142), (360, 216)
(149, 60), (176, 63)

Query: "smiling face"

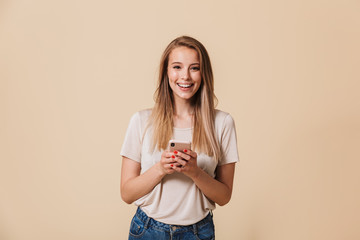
(167, 46), (202, 103)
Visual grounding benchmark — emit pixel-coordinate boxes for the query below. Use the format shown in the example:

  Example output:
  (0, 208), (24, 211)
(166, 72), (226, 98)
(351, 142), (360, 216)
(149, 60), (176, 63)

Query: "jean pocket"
(196, 221), (215, 240)
(129, 214), (146, 238)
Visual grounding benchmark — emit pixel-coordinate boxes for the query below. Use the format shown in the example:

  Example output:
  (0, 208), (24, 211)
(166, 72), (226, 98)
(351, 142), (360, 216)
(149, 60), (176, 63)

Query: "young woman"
(120, 36), (239, 240)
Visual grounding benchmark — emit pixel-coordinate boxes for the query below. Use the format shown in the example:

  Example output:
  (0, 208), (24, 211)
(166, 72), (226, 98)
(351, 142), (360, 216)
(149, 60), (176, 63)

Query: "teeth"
(177, 83), (193, 88)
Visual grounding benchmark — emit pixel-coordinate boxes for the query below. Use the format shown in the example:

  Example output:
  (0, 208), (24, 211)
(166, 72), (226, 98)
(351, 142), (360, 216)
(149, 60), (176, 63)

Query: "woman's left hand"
(172, 149), (200, 179)
(173, 149), (236, 206)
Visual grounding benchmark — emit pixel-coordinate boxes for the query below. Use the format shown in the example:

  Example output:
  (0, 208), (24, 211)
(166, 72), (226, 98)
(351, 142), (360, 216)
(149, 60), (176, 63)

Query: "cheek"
(168, 70), (178, 81)
(192, 72), (202, 83)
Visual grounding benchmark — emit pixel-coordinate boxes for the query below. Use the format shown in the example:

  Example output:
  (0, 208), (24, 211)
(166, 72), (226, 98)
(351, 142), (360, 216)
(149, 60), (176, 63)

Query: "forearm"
(191, 169), (232, 206)
(173, 151), (236, 206)
(121, 162), (165, 204)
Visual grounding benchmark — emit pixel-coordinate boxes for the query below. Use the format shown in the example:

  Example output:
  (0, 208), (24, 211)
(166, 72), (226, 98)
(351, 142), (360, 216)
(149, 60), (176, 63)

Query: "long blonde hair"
(149, 36), (221, 162)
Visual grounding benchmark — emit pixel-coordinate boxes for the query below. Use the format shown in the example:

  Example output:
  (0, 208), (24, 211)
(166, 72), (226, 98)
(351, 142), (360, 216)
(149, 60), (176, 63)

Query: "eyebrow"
(170, 62), (200, 65)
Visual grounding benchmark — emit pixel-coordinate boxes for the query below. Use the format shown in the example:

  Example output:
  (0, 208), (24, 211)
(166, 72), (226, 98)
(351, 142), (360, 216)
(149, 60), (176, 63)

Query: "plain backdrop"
(1, 0), (359, 239)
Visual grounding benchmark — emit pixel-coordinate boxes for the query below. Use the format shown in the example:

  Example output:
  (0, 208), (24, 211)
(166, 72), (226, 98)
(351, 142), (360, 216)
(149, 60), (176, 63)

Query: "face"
(167, 46), (202, 103)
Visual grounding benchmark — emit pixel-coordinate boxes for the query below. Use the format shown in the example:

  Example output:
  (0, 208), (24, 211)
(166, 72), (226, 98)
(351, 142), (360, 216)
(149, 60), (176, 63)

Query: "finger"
(162, 153), (176, 161)
(175, 151), (191, 161)
(163, 159), (177, 166)
(184, 149), (197, 158)
(174, 157), (187, 166)
(173, 164), (185, 172)
(161, 159), (176, 167)
(164, 151), (175, 158)
(170, 154), (177, 162)
(165, 163), (176, 172)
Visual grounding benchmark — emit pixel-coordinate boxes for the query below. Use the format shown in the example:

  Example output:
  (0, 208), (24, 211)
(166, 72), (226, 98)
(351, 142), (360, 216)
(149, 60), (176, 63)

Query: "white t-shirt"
(120, 109), (239, 225)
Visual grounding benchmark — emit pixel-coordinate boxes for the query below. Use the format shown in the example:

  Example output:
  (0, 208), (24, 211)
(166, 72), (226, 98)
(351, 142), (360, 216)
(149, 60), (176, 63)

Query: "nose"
(181, 70), (190, 80)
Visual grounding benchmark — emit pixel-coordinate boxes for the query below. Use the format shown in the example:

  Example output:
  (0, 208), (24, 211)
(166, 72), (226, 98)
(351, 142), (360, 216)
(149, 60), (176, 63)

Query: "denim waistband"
(135, 207), (213, 233)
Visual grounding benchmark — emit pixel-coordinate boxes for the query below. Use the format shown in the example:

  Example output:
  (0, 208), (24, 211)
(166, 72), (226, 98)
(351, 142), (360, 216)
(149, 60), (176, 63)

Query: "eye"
(172, 65), (181, 69)
(191, 66), (200, 71)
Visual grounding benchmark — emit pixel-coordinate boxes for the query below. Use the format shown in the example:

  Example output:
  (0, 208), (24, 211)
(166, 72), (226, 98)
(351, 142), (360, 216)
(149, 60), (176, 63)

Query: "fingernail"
(174, 150), (178, 154)
(171, 155), (175, 158)
(184, 149), (187, 153)
(171, 164), (174, 167)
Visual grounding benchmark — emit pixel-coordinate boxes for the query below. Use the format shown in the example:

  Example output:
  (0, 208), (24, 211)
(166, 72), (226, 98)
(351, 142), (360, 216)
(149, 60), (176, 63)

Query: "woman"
(120, 36), (239, 239)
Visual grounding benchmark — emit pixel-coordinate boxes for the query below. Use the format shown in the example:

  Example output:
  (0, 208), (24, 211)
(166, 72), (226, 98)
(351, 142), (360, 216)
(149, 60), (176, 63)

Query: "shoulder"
(214, 109), (235, 129)
(214, 110), (239, 165)
(129, 109), (152, 123)
(126, 109), (153, 133)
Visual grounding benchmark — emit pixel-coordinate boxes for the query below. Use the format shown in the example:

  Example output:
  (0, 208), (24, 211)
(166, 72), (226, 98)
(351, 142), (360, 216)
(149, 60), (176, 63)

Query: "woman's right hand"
(121, 152), (177, 204)
(158, 150), (177, 175)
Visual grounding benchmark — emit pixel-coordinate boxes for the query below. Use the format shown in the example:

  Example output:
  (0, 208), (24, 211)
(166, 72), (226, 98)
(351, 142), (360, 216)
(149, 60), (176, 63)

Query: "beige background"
(1, 0), (359, 239)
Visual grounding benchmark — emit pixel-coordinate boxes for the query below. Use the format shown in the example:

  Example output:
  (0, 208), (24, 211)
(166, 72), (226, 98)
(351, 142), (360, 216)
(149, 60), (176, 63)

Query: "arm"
(173, 151), (236, 206)
(192, 163), (235, 206)
(120, 151), (177, 204)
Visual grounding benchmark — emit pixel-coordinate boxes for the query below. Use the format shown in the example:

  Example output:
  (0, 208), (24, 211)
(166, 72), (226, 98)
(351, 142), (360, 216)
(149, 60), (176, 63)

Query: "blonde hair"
(149, 36), (221, 162)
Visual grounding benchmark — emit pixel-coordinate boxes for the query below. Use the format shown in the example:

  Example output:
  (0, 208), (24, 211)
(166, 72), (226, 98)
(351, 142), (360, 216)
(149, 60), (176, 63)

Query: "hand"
(172, 149), (200, 179)
(158, 150), (179, 175)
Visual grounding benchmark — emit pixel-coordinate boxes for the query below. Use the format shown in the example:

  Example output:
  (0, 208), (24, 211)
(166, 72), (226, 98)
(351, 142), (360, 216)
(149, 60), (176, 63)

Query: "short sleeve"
(120, 112), (142, 162)
(218, 114), (239, 166)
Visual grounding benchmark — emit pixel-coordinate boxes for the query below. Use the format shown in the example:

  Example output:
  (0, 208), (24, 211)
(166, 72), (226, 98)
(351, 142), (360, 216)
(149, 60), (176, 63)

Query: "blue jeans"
(128, 207), (215, 240)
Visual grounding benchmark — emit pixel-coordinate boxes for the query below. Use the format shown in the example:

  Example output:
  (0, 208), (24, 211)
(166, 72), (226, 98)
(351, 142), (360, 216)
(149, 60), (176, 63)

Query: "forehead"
(168, 46), (199, 63)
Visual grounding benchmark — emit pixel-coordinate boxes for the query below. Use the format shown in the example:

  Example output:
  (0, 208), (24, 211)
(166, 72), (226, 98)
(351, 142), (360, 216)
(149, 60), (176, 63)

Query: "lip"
(176, 83), (194, 91)
(176, 83), (194, 87)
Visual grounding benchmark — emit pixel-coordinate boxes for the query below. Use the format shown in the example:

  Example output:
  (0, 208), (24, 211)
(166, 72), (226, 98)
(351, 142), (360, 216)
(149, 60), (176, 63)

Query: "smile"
(177, 83), (194, 88)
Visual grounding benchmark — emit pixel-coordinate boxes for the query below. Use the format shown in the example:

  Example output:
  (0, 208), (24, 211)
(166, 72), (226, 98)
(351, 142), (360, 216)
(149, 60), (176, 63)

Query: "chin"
(175, 93), (195, 101)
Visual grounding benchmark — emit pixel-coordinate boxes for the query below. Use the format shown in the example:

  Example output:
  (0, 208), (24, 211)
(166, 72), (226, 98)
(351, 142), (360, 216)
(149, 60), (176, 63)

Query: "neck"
(173, 98), (194, 118)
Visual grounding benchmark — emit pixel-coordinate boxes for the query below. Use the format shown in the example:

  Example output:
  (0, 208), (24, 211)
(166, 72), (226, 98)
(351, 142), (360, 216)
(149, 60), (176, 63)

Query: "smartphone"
(168, 140), (191, 153)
